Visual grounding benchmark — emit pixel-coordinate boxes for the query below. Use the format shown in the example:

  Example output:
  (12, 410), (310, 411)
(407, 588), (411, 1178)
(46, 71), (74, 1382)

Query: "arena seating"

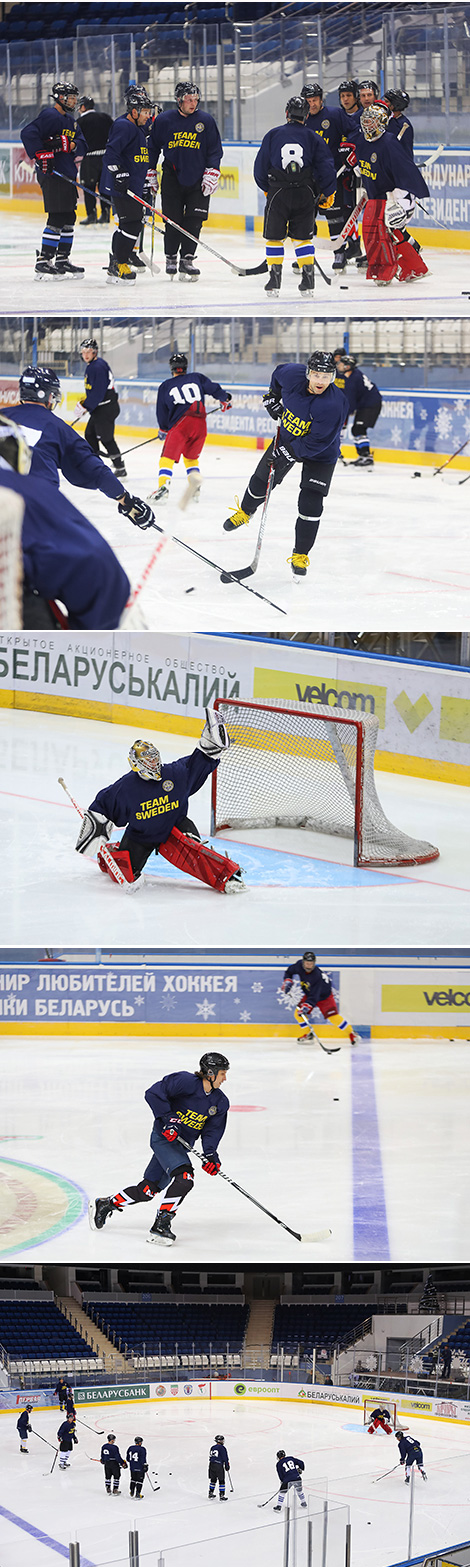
(86, 1300), (248, 1354)
(272, 1304), (374, 1353)
(0, 1301), (97, 1363)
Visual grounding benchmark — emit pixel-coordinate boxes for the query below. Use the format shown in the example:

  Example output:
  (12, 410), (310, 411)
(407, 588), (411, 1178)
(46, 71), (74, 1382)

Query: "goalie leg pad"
(392, 233), (428, 280)
(97, 844), (135, 883)
(159, 825), (241, 892)
(362, 198), (398, 282)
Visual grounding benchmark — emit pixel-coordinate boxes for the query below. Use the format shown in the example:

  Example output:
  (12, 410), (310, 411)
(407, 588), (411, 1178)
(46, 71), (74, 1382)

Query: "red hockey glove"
(296, 1000), (313, 1020)
(161, 1118), (181, 1142)
(35, 150), (54, 175)
(202, 1154), (221, 1176)
(281, 979), (293, 993)
(146, 169), (159, 192)
(201, 166), (220, 196)
(341, 141), (357, 168)
(219, 395), (232, 412)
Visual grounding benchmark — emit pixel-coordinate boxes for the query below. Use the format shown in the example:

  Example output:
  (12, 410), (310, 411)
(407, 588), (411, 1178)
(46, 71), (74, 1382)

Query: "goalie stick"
(220, 421), (281, 583)
(58, 776), (131, 891)
(176, 1135), (331, 1243)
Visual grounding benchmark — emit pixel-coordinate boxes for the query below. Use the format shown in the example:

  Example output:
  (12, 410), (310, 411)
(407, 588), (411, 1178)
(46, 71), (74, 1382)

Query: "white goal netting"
(0, 486), (23, 629)
(211, 699), (439, 868)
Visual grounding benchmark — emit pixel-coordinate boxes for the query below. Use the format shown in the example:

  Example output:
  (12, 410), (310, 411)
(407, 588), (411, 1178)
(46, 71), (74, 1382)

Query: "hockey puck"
(220, 571), (232, 583)
(413, 471), (421, 477)
(340, 285), (348, 290)
(185, 587), (195, 593)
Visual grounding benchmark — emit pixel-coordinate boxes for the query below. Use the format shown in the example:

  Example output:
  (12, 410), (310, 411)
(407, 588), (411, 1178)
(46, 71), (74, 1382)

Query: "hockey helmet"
(302, 950), (316, 962)
(338, 78), (359, 103)
(306, 351), (336, 381)
(336, 352), (356, 369)
(19, 365), (62, 409)
(175, 81), (200, 104)
(135, 1436), (143, 1444)
(0, 414), (32, 475)
(125, 85), (153, 115)
(199, 1052), (230, 1081)
(80, 337), (98, 354)
(25, 1403), (34, 1410)
(128, 740), (162, 780)
(285, 96), (307, 124)
(51, 80), (79, 106)
(301, 82), (322, 100)
(277, 1450), (286, 1459)
(170, 351), (188, 374)
(108, 1433), (116, 1441)
(359, 78), (379, 94)
(215, 1434), (224, 1442)
(384, 88), (410, 113)
(79, 96), (95, 111)
(360, 103), (389, 140)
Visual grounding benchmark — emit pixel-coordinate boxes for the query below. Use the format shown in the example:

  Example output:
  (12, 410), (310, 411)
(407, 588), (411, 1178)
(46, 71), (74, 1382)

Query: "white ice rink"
(0, 709), (468, 946)
(1, 1396), (470, 1567)
(2, 1030), (470, 1262)
(1, 215), (469, 317)
(54, 441), (470, 628)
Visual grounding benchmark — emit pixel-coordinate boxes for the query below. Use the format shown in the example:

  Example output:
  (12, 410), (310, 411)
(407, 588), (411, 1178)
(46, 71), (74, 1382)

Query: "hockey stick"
(220, 422), (281, 583)
(50, 170), (161, 271)
(176, 1136), (331, 1243)
(373, 1463), (401, 1483)
(127, 188), (269, 276)
(48, 1449), (59, 1475)
(123, 532), (169, 617)
(146, 519), (287, 614)
(75, 1417), (105, 1435)
(331, 193), (367, 250)
(32, 1429), (59, 1451)
(433, 437), (469, 475)
(145, 1470), (160, 1493)
(258, 1490), (279, 1508)
(57, 776), (130, 890)
(228, 1472), (234, 1492)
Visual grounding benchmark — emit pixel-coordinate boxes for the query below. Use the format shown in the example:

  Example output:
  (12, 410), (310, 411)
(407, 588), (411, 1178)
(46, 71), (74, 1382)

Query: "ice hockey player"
(395, 1430), (427, 1482)
(253, 96), (336, 295)
(21, 81), (87, 279)
(358, 79), (379, 109)
(54, 1377), (69, 1411)
(89, 1052), (230, 1248)
(75, 710), (245, 892)
(57, 1412), (78, 1470)
(149, 351), (232, 506)
(0, 414), (131, 629)
(338, 79), (361, 123)
(126, 1437), (148, 1497)
(333, 351), (382, 466)
(300, 84), (364, 270)
(77, 95), (113, 224)
(341, 104), (429, 284)
(367, 1406), (394, 1434)
(77, 338), (127, 480)
(101, 1434), (128, 1495)
(384, 89), (414, 153)
(281, 951), (359, 1045)
(274, 1451), (307, 1510)
(8, 365), (153, 532)
(17, 1404), (33, 1452)
(208, 1435), (230, 1499)
(100, 85), (152, 285)
(65, 1392), (76, 1418)
(224, 353), (348, 578)
(147, 81), (223, 278)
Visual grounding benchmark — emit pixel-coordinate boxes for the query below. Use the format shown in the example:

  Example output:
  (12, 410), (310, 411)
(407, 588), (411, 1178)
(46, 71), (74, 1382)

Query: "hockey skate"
(332, 246), (347, 271)
(88, 1195), (118, 1231)
(106, 256), (136, 285)
(147, 1211), (176, 1246)
(55, 257), (85, 276)
(264, 264), (282, 296)
(179, 255), (200, 279)
(289, 551), (309, 579)
(147, 483), (170, 504)
(34, 252), (63, 280)
(223, 499), (250, 531)
(352, 454), (374, 467)
(113, 459), (127, 479)
(345, 237), (362, 263)
(166, 256), (177, 276)
(298, 265), (315, 294)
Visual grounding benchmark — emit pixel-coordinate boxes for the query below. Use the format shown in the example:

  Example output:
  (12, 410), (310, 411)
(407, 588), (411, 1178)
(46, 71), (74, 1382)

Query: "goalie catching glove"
(198, 706), (231, 759)
(118, 492), (155, 530)
(385, 188), (415, 230)
(75, 810), (114, 857)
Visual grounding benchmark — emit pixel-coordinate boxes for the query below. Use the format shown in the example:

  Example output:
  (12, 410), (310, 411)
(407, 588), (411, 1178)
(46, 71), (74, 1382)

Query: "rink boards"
(1, 1379), (469, 1427)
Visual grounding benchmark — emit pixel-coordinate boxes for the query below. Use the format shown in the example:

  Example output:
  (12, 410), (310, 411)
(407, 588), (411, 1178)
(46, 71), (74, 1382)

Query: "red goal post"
(363, 1397), (398, 1428)
(211, 698), (439, 870)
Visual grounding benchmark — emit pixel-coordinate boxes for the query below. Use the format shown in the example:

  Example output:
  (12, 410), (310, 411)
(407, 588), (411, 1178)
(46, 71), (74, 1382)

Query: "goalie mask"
(360, 104), (389, 140)
(128, 740), (162, 780)
(0, 414), (32, 475)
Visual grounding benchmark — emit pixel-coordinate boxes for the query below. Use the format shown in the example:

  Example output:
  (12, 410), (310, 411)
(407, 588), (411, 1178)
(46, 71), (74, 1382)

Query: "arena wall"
(1, 1380), (469, 1425)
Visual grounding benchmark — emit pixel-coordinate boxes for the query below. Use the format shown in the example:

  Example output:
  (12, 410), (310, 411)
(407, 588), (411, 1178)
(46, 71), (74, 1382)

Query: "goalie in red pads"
(342, 103), (429, 285)
(75, 708), (245, 894)
(367, 1406), (394, 1434)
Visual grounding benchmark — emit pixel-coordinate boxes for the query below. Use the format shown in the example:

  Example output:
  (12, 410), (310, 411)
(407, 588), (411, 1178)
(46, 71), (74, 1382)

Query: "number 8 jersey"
(156, 370), (231, 433)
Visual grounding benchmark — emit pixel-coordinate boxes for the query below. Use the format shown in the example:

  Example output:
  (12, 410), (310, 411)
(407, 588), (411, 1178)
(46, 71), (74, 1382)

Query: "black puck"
(413, 471), (421, 477)
(340, 285), (348, 290)
(185, 587), (195, 593)
(220, 571), (232, 583)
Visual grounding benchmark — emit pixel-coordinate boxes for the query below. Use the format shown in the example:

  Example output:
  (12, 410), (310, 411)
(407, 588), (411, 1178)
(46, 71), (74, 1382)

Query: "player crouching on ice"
(395, 1430), (427, 1482)
(224, 352), (348, 579)
(75, 708), (245, 894)
(341, 102), (429, 285)
(367, 1406), (394, 1434)
(281, 950), (360, 1047)
(89, 1051), (230, 1247)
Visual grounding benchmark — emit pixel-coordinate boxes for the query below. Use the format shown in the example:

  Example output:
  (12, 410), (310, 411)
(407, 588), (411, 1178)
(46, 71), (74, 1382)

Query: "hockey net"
(211, 699), (439, 868)
(363, 1397), (398, 1429)
(0, 486), (23, 628)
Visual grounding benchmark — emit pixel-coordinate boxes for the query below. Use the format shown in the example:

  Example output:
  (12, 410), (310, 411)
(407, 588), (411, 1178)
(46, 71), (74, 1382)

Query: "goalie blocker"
(75, 707), (246, 895)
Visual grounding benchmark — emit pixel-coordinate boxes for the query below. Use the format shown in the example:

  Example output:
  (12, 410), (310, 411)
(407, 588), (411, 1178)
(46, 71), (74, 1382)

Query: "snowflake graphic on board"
(160, 993), (177, 1012)
(454, 398), (467, 415)
(420, 408), (428, 422)
(390, 424), (401, 446)
(251, 982), (263, 992)
(233, 998), (240, 1006)
(134, 995), (145, 1007)
(195, 1000), (216, 1021)
(464, 416), (470, 436)
(239, 1010), (251, 1023)
(434, 406), (453, 439)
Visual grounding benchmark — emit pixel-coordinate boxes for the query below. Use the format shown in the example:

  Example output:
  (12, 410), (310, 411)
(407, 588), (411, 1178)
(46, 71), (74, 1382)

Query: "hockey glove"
(146, 169), (159, 192)
(198, 706), (231, 759)
(296, 1001), (313, 1021)
(75, 810), (114, 857)
(281, 979), (293, 994)
(72, 403), (86, 421)
(161, 1118), (181, 1142)
(35, 150), (54, 175)
(202, 1154), (221, 1176)
(52, 131), (74, 153)
(201, 166), (220, 196)
(318, 190), (336, 208)
(219, 394), (232, 412)
(109, 164), (129, 191)
(385, 188), (415, 230)
(340, 141), (358, 169)
(262, 390), (283, 421)
(118, 492), (155, 529)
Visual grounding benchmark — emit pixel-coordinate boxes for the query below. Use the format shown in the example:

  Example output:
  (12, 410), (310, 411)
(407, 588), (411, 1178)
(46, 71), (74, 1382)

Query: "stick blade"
(301, 1228), (332, 1242)
(220, 565), (255, 582)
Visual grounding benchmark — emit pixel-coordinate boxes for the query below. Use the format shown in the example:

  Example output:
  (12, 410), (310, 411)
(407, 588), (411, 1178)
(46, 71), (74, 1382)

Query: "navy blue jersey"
(145, 1070), (229, 1156)
(101, 114), (150, 197)
(57, 1421), (77, 1449)
(7, 405), (123, 501)
(277, 1455), (305, 1484)
(269, 364), (348, 463)
(89, 750), (217, 844)
(0, 467), (129, 630)
(349, 129), (429, 200)
(54, 1380), (68, 1397)
(157, 371), (229, 433)
(101, 1442), (125, 1464)
(209, 1441), (230, 1469)
(149, 107), (222, 187)
(17, 1410), (32, 1437)
(127, 1443), (147, 1471)
(284, 961), (333, 1005)
(254, 124), (336, 196)
(397, 1435), (423, 1462)
(82, 358), (117, 414)
(386, 114), (414, 154)
(334, 366), (381, 414)
(306, 105), (346, 166)
(21, 106), (86, 181)
(339, 105), (362, 135)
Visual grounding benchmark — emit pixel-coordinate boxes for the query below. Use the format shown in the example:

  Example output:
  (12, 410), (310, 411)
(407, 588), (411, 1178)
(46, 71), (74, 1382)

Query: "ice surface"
(0, 215), (469, 317)
(0, 710), (468, 946)
(1, 1395), (470, 1567)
